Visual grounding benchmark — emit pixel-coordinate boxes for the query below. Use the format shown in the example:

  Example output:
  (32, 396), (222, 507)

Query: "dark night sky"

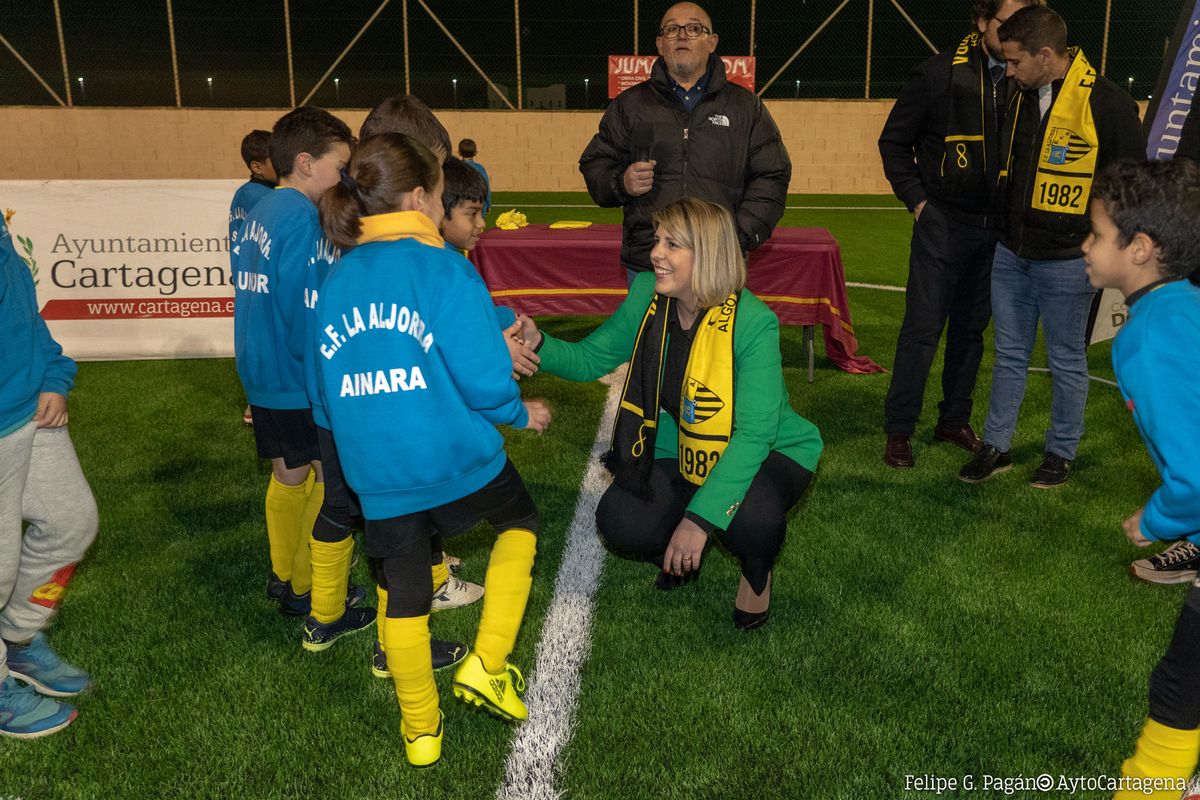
(0, 0), (1187, 108)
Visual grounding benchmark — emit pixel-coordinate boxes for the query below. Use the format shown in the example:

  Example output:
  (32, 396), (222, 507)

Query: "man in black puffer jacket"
(579, 2), (791, 276)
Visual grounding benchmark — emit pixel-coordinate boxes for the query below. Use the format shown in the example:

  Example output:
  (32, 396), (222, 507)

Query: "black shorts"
(250, 405), (320, 469)
(365, 458), (539, 559)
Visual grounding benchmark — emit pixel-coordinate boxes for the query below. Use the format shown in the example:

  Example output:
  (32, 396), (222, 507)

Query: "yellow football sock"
(475, 528), (536, 674)
(1116, 718), (1200, 799)
(376, 587), (389, 651)
(289, 480), (322, 594)
(384, 615), (440, 737)
(264, 475), (309, 583)
(309, 535), (354, 624)
(432, 559), (449, 591)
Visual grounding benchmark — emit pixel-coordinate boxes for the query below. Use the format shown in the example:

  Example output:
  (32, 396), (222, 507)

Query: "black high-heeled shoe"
(733, 607), (769, 631)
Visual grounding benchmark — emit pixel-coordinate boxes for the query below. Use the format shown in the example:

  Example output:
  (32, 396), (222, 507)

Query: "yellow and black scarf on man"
(603, 292), (738, 497)
(1000, 48), (1099, 216)
(943, 32), (995, 195)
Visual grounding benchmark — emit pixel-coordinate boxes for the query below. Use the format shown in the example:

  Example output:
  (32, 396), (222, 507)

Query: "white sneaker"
(431, 574), (484, 611)
(443, 553), (463, 574)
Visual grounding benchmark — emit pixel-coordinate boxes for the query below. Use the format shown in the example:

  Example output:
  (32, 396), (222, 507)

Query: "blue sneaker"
(0, 676), (77, 738)
(5, 633), (90, 697)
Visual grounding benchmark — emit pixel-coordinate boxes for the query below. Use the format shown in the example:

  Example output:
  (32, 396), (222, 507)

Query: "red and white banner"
(1, 180), (241, 360)
(608, 55), (755, 98)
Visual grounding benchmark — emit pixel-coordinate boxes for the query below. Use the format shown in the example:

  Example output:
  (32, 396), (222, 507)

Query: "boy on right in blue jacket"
(1083, 158), (1200, 797)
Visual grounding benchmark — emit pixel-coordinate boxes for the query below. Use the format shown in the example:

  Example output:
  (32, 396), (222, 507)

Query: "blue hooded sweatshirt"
(234, 187), (324, 410)
(316, 211), (527, 519)
(228, 177), (274, 274)
(1112, 279), (1200, 544)
(0, 215), (76, 437)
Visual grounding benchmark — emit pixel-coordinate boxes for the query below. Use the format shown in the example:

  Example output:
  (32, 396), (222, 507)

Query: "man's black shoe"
(958, 445), (1012, 484)
(1030, 453), (1072, 489)
(883, 434), (914, 468)
(933, 422), (982, 453)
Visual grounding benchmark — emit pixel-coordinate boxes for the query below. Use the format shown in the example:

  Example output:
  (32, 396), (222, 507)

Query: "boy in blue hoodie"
(229, 129), (276, 426)
(439, 156), (539, 382)
(228, 129), (276, 274)
(1083, 158), (1200, 797)
(233, 106), (375, 632)
(316, 133), (550, 767)
(0, 212), (98, 738)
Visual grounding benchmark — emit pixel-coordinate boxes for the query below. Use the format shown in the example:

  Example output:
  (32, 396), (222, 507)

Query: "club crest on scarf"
(683, 378), (725, 424)
(1044, 127), (1094, 166)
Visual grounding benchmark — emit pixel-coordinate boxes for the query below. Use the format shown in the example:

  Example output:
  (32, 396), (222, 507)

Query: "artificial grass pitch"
(0, 196), (1180, 800)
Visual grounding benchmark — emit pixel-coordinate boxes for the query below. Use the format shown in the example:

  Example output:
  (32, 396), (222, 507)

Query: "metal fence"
(0, 0), (1183, 109)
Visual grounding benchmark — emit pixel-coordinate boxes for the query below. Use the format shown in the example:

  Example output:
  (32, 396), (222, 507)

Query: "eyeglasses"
(658, 23), (711, 40)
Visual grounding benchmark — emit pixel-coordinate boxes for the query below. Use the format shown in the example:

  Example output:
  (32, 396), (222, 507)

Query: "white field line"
(847, 280), (906, 293)
(497, 368), (623, 800)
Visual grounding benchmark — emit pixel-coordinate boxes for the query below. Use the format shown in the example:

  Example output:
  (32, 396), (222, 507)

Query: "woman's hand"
(663, 517), (708, 576)
(504, 319), (540, 379)
(516, 313), (543, 352)
(1123, 507), (1152, 547)
(33, 392), (68, 428)
(523, 399), (552, 434)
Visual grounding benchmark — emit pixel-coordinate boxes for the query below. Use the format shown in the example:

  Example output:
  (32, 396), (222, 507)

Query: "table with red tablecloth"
(469, 223), (882, 375)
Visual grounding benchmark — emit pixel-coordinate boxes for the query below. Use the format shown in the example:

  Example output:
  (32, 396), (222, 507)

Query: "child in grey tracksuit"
(0, 212), (98, 738)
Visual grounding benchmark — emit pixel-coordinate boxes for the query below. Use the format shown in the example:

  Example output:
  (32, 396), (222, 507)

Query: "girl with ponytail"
(314, 132), (551, 768)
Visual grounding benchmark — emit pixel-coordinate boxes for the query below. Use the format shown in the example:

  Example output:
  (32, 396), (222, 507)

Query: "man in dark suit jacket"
(878, 0), (1041, 469)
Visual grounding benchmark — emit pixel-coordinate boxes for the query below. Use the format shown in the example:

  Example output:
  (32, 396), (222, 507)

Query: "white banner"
(1, 180), (243, 360)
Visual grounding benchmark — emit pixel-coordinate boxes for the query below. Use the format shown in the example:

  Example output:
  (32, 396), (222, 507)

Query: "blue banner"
(1146, 0), (1200, 159)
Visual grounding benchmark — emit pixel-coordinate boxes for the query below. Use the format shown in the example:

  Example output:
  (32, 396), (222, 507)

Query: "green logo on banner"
(16, 234), (38, 286)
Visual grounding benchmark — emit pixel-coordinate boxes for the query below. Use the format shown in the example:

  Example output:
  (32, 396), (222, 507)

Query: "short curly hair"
(1092, 158), (1200, 283)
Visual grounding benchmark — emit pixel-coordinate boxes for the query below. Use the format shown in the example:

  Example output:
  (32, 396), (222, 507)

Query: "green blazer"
(537, 272), (822, 531)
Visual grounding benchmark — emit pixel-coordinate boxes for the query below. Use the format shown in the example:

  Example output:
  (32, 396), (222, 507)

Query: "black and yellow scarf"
(942, 32), (990, 194)
(603, 292), (738, 496)
(1000, 48), (1099, 216)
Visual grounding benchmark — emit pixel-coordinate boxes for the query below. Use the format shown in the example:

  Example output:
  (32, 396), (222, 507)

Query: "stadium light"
(207, 76), (213, 102)
(334, 77), (340, 102)
(453, 78), (458, 108)
(1127, 76), (1134, 93)
(794, 79), (800, 98)
(585, 77), (590, 107)
(77, 76), (85, 102)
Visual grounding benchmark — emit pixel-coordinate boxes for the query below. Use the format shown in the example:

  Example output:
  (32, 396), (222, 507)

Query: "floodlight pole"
(749, 0), (756, 57)
(758, 0), (852, 97)
(1101, 0), (1113, 74)
(0, 31), (66, 105)
(633, 0), (639, 55)
(52, 0), (72, 105)
(166, 0), (182, 107)
(300, 0), (391, 106)
(403, 0), (411, 95)
(864, 0), (874, 98)
(284, 0), (296, 107)
(515, 0), (523, 109)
